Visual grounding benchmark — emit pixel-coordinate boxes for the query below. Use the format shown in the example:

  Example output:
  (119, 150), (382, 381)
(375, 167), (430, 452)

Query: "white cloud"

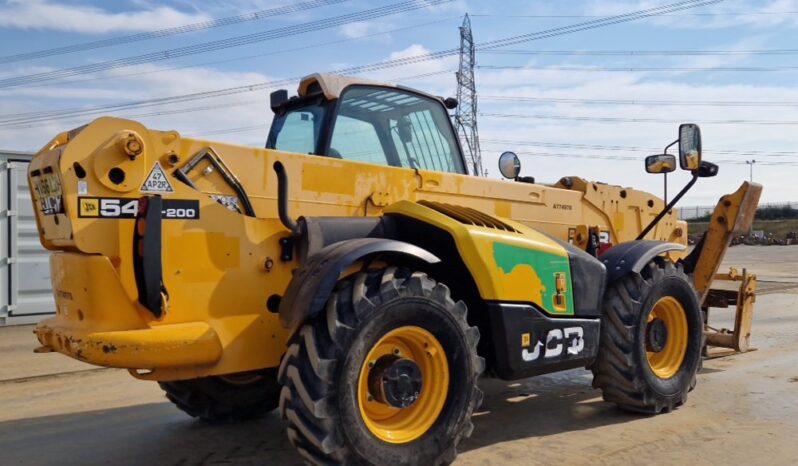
(0, 0), (211, 34)
(384, 43), (459, 73)
(339, 21), (375, 39)
(388, 44), (432, 61)
(336, 19), (399, 45)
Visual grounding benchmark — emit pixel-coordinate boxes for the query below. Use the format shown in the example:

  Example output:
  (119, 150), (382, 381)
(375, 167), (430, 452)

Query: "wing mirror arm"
(663, 138), (678, 155)
(636, 160), (719, 240)
(662, 139), (678, 203)
(637, 174), (698, 240)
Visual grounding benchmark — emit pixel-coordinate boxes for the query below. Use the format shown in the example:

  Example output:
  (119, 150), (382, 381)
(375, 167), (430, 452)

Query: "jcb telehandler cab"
(28, 74), (760, 465)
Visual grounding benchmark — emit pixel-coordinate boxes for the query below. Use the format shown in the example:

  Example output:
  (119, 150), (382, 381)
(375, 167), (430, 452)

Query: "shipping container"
(1, 150), (54, 326)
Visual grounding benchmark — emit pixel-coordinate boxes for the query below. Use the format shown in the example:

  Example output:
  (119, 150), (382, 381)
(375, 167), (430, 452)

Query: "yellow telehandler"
(28, 74), (760, 465)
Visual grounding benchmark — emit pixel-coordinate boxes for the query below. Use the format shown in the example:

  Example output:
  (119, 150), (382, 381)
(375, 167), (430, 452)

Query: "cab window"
(271, 108), (322, 155)
(329, 115), (387, 164)
(329, 86), (465, 174)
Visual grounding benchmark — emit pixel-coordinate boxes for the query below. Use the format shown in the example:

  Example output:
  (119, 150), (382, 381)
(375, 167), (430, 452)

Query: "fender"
(600, 240), (686, 283)
(279, 238), (440, 332)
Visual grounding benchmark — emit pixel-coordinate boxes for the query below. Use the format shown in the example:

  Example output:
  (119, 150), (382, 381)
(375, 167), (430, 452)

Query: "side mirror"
(696, 161), (719, 178)
(270, 89), (288, 113)
(679, 123), (702, 171)
(498, 151), (521, 179)
(645, 154), (677, 174)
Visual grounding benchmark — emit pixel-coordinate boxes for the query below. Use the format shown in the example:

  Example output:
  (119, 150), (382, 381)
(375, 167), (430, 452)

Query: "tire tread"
(159, 369), (280, 422)
(278, 268), (483, 465)
(591, 258), (699, 414)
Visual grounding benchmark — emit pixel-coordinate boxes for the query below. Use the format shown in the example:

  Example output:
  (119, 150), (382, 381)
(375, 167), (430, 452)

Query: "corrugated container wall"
(1, 150), (54, 325)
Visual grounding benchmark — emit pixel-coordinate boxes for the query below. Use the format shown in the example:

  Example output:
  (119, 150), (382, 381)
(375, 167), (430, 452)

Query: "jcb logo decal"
(521, 327), (584, 362)
(78, 198), (99, 217)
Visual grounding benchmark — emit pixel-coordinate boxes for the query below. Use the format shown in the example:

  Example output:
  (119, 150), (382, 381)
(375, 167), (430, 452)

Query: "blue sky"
(1, 0), (797, 204)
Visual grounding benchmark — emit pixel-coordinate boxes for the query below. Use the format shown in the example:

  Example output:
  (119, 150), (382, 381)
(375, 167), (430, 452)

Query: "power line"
(0, 53), (456, 128)
(470, 11), (798, 18)
(131, 70), (454, 123)
(0, 0), (452, 89)
(0, 81), (296, 128)
(197, 124), (269, 137)
(479, 147), (798, 166)
(478, 64), (798, 72)
(114, 95), (768, 122)
(1, 69), (455, 130)
(481, 138), (798, 158)
(108, 101), (257, 121)
(7, 17), (457, 90)
(481, 95), (798, 108)
(483, 148), (639, 161)
(474, 0), (725, 51)
(480, 48), (798, 56)
(0, 0), (351, 64)
(0, 0), (724, 127)
(481, 112), (798, 126)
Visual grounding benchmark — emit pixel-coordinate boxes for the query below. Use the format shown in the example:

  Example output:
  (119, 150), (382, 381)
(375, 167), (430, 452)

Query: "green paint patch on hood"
(493, 242), (574, 315)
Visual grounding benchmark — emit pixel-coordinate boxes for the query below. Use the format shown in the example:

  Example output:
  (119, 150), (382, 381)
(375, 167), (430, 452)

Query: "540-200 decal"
(78, 197), (200, 219)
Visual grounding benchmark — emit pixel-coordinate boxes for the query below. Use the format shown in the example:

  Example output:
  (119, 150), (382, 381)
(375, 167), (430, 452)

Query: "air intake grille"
(418, 200), (519, 233)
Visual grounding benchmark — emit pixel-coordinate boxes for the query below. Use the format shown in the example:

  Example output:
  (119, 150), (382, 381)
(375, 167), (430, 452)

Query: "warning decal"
(141, 162), (174, 193)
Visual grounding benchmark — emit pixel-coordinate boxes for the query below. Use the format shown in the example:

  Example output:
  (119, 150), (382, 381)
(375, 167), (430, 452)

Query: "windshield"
(267, 85), (465, 174)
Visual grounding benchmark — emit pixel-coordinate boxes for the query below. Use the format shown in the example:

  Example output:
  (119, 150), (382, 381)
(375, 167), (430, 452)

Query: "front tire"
(278, 267), (484, 466)
(591, 258), (702, 413)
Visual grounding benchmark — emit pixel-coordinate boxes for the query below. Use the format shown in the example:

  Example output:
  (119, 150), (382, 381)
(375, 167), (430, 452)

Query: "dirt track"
(2, 245), (798, 465)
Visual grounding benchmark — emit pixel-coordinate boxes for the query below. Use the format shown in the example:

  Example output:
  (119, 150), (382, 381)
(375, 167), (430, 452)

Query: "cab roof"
(298, 73), (444, 103)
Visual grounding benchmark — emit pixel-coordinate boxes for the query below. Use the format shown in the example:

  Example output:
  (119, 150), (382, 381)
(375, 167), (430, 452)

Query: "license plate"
(32, 173), (63, 215)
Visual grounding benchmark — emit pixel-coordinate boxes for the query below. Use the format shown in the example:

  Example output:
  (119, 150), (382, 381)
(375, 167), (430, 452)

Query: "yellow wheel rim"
(358, 326), (449, 444)
(646, 296), (688, 379)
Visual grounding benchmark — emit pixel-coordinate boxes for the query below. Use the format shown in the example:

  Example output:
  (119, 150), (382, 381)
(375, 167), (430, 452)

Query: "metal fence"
(679, 202), (798, 220)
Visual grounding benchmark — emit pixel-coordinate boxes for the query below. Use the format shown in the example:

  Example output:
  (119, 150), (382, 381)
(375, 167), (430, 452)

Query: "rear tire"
(159, 369), (280, 422)
(591, 258), (702, 413)
(278, 267), (484, 466)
